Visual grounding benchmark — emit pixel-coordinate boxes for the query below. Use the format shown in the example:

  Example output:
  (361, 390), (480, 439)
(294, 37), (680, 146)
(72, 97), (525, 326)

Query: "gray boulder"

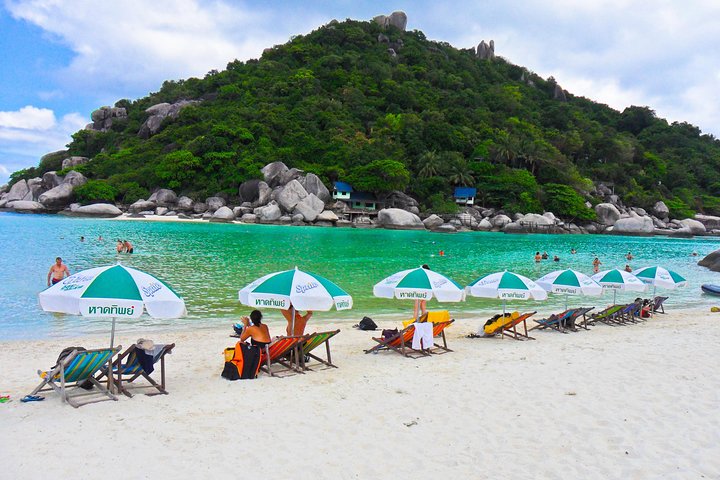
(279, 168), (303, 186)
(331, 200), (349, 212)
(148, 189), (177, 206)
(9, 200), (45, 212)
(205, 196), (225, 212)
(253, 181), (272, 207)
(254, 203), (282, 222)
(278, 215), (292, 224)
(477, 218), (493, 231)
(240, 213), (257, 223)
(595, 203), (621, 226)
(138, 100), (198, 138)
(477, 40), (495, 60)
(211, 206), (235, 222)
(6, 180), (31, 202)
(492, 214), (512, 228)
(129, 199), (157, 213)
(300, 173), (331, 203)
(38, 183), (75, 208)
(553, 84), (567, 102)
(277, 180), (308, 212)
(698, 250), (720, 272)
(62, 171), (87, 187)
(73, 203), (122, 217)
(519, 213), (554, 226)
(42, 171), (63, 190)
(380, 191), (419, 211)
(293, 193), (325, 222)
(503, 222), (526, 233)
(423, 214), (444, 230)
(155, 207), (168, 216)
(90, 106), (127, 131)
(177, 196), (194, 211)
(291, 213), (305, 224)
(238, 179), (261, 203)
(613, 216), (654, 234)
(193, 202), (208, 214)
(694, 214), (720, 230)
(653, 201), (670, 219)
(373, 11), (407, 30)
(61, 156), (89, 170)
(376, 208), (424, 230)
(261, 161), (289, 187)
(27, 178), (43, 200)
(631, 207), (647, 217)
(434, 224), (457, 233)
(678, 219), (706, 235)
(316, 210), (339, 222)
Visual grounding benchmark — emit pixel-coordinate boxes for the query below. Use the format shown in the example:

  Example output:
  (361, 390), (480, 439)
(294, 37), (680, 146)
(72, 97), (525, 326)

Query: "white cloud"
(0, 164), (10, 176)
(0, 106), (56, 130)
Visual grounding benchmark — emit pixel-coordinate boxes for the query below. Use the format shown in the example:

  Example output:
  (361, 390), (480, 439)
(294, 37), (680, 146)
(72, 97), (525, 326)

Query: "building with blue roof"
(453, 187), (476, 206)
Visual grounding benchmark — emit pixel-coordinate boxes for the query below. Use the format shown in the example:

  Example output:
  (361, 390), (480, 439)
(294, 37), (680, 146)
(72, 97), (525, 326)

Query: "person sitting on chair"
(240, 310), (271, 348)
(282, 303), (313, 336)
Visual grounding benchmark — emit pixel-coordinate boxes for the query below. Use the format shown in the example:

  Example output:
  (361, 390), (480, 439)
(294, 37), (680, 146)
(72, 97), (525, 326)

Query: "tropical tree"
(417, 151), (442, 178)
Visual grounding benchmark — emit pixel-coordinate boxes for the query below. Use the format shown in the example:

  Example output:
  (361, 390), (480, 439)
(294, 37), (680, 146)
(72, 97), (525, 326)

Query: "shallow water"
(1, 211), (719, 340)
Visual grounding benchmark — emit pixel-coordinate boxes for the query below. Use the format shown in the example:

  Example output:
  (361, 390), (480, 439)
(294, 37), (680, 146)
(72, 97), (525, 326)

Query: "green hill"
(10, 18), (720, 219)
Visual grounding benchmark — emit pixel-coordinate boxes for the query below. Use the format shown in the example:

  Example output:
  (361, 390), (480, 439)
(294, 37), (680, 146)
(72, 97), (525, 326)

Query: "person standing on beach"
(282, 304), (313, 336)
(592, 257), (601, 274)
(47, 257), (70, 286)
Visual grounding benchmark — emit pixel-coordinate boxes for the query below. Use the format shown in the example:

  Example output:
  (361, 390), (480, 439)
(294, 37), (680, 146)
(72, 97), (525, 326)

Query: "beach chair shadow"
(29, 346), (121, 408)
(364, 324), (429, 359)
(96, 343), (175, 397)
(260, 335), (308, 377)
(301, 330), (341, 370)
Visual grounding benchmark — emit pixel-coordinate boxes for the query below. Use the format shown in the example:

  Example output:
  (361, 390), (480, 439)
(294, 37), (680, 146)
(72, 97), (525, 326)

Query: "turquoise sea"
(1, 211), (719, 341)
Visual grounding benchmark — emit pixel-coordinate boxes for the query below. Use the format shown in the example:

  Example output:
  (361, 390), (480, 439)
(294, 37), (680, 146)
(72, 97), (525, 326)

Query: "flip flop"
(0, 395), (10, 403)
(20, 395), (44, 403)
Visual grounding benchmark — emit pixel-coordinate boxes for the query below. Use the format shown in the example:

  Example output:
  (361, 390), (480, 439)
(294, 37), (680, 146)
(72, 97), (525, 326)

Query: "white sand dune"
(1, 309), (719, 479)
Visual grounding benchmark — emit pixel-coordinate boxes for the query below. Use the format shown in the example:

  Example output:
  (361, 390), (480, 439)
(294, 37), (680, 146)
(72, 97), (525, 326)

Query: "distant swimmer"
(123, 240), (134, 254)
(553, 255), (560, 262)
(624, 264), (632, 273)
(534, 252), (542, 263)
(98, 235), (104, 242)
(439, 250), (445, 256)
(80, 236), (85, 242)
(47, 257), (70, 286)
(116, 240), (124, 253)
(570, 248), (577, 254)
(626, 251), (634, 261)
(541, 251), (548, 260)
(691, 252), (698, 257)
(592, 257), (602, 274)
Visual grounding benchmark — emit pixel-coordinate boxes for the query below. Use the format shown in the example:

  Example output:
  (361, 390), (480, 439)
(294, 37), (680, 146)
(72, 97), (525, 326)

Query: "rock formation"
(138, 100), (199, 139)
(373, 11), (407, 30)
(476, 40), (495, 60)
(87, 106), (127, 132)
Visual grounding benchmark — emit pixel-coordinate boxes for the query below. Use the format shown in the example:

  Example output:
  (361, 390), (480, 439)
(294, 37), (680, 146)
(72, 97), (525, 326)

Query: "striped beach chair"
(300, 330), (341, 370)
(29, 346), (121, 408)
(429, 319), (455, 353)
(364, 324), (429, 358)
(259, 335), (308, 377)
(96, 343), (175, 397)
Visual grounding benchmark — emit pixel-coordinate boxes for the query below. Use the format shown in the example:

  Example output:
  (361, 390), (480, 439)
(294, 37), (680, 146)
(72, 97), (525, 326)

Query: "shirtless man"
(47, 257), (70, 286)
(281, 304), (313, 336)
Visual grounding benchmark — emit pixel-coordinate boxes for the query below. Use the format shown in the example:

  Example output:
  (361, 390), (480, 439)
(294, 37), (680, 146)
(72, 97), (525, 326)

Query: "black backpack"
(357, 316), (378, 331)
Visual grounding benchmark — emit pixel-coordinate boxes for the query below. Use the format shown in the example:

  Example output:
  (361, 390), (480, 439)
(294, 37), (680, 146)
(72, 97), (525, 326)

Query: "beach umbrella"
(633, 266), (687, 292)
(536, 269), (603, 309)
(239, 267), (352, 333)
(38, 264), (186, 348)
(466, 270), (548, 315)
(591, 269), (646, 304)
(373, 267), (465, 320)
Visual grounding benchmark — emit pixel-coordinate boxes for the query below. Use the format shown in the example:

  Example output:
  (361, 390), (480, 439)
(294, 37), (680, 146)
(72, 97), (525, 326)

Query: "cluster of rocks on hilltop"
(2, 162), (718, 238)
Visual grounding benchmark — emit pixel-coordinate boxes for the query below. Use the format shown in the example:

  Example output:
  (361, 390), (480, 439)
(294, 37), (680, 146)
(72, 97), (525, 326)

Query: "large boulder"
(477, 218), (493, 231)
(300, 173), (331, 203)
(653, 201), (670, 219)
(699, 250), (720, 272)
(612, 216), (654, 234)
(254, 181), (272, 207)
(293, 193), (325, 222)
(423, 214), (444, 230)
(376, 208), (424, 230)
(42, 171), (63, 190)
(379, 191), (419, 211)
(38, 183), (75, 208)
(678, 219), (706, 235)
(176, 196), (194, 211)
(519, 213), (554, 226)
(148, 189), (177, 207)
(254, 202), (282, 222)
(211, 206), (235, 222)
(238, 179), (261, 203)
(27, 178), (44, 200)
(205, 196), (226, 213)
(693, 214), (720, 230)
(138, 100), (198, 138)
(9, 200), (45, 212)
(73, 203), (122, 217)
(6, 180), (31, 202)
(90, 106), (127, 131)
(62, 171), (87, 187)
(61, 156), (89, 170)
(129, 199), (157, 213)
(373, 11), (407, 30)
(491, 215), (512, 228)
(240, 213), (257, 223)
(193, 202), (208, 214)
(279, 168), (303, 186)
(316, 210), (339, 222)
(595, 203), (621, 226)
(277, 180), (308, 212)
(476, 40), (495, 60)
(261, 162), (289, 187)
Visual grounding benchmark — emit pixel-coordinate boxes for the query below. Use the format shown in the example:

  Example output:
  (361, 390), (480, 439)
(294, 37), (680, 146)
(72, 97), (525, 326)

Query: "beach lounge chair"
(300, 329), (341, 370)
(530, 309), (577, 333)
(618, 300), (644, 323)
(586, 305), (624, 326)
(259, 335), (308, 377)
(364, 324), (429, 359)
(571, 307), (595, 330)
(501, 311), (537, 340)
(402, 310), (452, 328)
(28, 346), (121, 408)
(428, 319), (455, 353)
(652, 296), (669, 314)
(96, 343), (175, 397)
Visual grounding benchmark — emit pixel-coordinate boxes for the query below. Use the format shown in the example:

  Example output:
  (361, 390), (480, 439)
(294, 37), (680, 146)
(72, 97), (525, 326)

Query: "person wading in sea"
(47, 257), (70, 286)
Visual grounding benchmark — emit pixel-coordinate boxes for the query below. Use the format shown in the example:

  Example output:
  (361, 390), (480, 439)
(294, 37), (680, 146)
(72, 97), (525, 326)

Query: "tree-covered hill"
(10, 18), (720, 220)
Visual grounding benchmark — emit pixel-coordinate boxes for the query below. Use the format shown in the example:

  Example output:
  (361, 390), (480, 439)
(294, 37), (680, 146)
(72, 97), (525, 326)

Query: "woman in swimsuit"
(240, 310), (271, 348)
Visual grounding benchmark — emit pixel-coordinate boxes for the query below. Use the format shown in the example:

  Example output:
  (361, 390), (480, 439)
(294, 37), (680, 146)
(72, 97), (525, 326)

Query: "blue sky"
(2, 0), (719, 185)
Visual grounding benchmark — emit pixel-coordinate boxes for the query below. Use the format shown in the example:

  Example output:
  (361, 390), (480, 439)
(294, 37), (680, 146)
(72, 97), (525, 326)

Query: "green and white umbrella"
(536, 269), (603, 309)
(38, 264), (186, 347)
(633, 266), (687, 291)
(373, 267), (465, 319)
(591, 269), (646, 304)
(466, 270), (547, 314)
(239, 267), (352, 332)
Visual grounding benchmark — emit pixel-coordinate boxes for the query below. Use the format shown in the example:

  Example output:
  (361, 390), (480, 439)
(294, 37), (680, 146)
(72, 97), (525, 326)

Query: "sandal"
(20, 395), (45, 403)
(0, 395), (10, 403)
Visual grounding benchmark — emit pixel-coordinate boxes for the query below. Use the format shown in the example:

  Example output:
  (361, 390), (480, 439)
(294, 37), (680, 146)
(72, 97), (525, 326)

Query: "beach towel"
(412, 322), (433, 350)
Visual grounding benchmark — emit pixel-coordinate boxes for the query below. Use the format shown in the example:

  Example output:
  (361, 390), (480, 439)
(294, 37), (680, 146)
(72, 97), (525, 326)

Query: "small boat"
(701, 284), (720, 295)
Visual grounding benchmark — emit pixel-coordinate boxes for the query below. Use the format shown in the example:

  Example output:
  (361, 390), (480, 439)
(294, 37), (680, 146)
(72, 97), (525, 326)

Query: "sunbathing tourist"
(240, 310), (271, 348)
(282, 303), (313, 336)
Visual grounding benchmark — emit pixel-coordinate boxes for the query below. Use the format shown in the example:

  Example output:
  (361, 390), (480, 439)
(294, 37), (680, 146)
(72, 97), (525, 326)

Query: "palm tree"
(492, 131), (517, 167)
(448, 160), (475, 186)
(417, 151), (442, 178)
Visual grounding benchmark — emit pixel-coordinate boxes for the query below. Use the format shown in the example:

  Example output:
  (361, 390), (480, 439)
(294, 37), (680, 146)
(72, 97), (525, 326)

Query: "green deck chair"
(29, 346), (121, 408)
(300, 330), (341, 370)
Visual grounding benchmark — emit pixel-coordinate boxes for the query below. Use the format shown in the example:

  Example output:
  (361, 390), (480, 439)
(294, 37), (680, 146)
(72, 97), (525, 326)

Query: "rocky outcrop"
(380, 191), (419, 213)
(376, 208), (424, 230)
(38, 172), (87, 208)
(300, 173), (331, 203)
(595, 203), (621, 226)
(129, 199), (156, 213)
(61, 156), (89, 170)
(612, 216), (654, 234)
(211, 206), (235, 222)
(193, 202), (208, 214)
(138, 100), (198, 139)
(477, 218), (493, 231)
(254, 181), (272, 207)
(373, 11), (407, 30)
(492, 214), (511, 228)
(89, 106), (127, 132)
(699, 250), (720, 272)
(205, 196), (225, 213)
(254, 203), (282, 222)
(519, 213), (554, 226)
(8, 200), (45, 212)
(261, 161), (290, 187)
(316, 210), (339, 223)
(6, 180), (31, 202)
(553, 84), (567, 102)
(148, 189), (177, 207)
(63, 171), (87, 187)
(694, 214), (720, 230)
(653, 201), (669, 219)
(423, 214), (444, 230)
(72, 203), (123, 217)
(477, 40), (495, 60)
(293, 193), (324, 222)
(677, 218), (706, 235)
(277, 180), (308, 212)
(176, 196), (194, 211)
(238, 179), (261, 203)
(42, 171), (63, 190)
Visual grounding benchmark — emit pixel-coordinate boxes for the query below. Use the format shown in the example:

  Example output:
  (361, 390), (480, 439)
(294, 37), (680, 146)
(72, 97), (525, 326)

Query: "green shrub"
(542, 183), (596, 221)
(75, 180), (118, 203)
(427, 193), (459, 214)
(665, 198), (696, 219)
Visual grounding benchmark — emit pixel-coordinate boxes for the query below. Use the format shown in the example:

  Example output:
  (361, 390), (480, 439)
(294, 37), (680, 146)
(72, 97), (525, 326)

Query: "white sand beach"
(1, 309), (719, 479)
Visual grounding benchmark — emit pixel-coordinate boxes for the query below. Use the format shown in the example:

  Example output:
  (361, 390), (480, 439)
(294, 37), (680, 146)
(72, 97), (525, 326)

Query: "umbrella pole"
(108, 317), (116, 393)
(613, 289), (617, 305)
(565, 294), (568, 311)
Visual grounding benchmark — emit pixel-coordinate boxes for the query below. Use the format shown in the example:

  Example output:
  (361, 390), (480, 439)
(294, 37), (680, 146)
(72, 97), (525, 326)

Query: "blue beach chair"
(96, 343), (175, 397)
(530, 309), (577, 333)
(29, 346), (121, 408)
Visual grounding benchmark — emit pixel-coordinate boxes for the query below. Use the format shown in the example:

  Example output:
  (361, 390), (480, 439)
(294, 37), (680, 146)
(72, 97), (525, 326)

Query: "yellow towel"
(402, 310), (451, 328)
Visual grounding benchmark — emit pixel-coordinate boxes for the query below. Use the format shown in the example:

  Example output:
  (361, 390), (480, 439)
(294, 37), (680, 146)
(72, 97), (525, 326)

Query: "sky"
(1, 0), (719, 185)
